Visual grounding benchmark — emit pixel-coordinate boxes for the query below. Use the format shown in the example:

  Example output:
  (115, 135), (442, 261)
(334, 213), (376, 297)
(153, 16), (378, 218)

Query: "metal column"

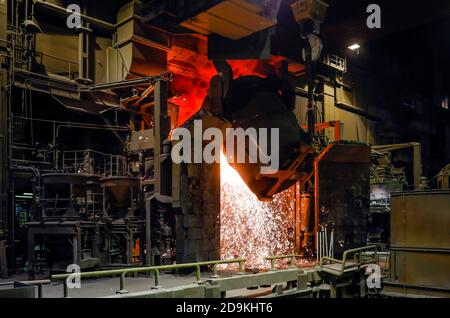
(145, 197), (152, 266)
(146, 80), (169, 265)
(0, 0), (9, 241)
(77, 5), (93, 83)
(153, 80), (169, 194)
(411, 142), (422, 189)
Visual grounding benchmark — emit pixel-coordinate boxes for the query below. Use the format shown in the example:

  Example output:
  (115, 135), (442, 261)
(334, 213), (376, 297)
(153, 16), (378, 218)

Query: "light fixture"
(348, 44), (361, 51)
(15, 195), (33, 199)
(24, 19), (43, 34)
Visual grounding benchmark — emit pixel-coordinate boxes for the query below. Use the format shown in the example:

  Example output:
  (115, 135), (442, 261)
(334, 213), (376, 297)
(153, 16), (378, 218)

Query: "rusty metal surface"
(175, 113), (221, 264)
(316, 144), (371, 255)
(391, 191), (450, 249)
(100, 176), (140, 212)
(389, 190), (450, 291)
(390, 250), (450, 290)
(180, 0), (278, 40)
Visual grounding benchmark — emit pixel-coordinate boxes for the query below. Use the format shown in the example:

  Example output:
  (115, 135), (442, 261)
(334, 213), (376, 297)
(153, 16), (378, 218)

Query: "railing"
(52, 258), (246, 298)
(0, 279), (51, 298)
(35, 51), (79, 80)
(264, 255), (299, 270)
(62, 150), (127, 176)
(6, 24), (79, 80)
(319, 245), (378, 276)
(41, 192), (103, 218)
(323, 53), (347, 73)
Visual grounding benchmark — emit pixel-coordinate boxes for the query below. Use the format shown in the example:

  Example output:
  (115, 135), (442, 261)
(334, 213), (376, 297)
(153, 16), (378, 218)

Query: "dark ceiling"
(84, 1), (450, 46)
(321, 0), (450, 52)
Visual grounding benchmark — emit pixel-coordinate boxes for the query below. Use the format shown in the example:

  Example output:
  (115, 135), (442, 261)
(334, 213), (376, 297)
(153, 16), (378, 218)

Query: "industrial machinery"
(0, 0), (377, 283)
(368, 143), (423, 246)
(383, 190), (450, 297)
(2, 0), (449, 302)
(435, 163), (450, 189)
(26, 151), (147, 277)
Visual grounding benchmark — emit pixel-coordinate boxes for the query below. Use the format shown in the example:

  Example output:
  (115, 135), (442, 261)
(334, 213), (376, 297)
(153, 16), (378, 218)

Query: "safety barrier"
(0, 279), (51, 298)
(52, 259), (245, 298)
(319, 245), (378, 276)
(264, 255), (300, 270)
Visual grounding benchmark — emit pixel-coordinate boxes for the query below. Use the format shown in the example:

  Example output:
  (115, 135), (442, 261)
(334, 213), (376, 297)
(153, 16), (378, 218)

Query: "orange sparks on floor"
(220, 152), (295, 269)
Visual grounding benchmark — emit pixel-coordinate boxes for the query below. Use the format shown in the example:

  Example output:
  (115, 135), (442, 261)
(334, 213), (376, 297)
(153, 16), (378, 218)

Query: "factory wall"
(0, 0), (8, 242)
(176, 162), (221, 263)
(34, 20), (112, 84)
(174, 119), (221, 264)
(295, 82), (376, 144)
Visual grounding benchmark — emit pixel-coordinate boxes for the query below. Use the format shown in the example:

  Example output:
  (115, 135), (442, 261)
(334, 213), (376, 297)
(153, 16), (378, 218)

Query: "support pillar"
(154, 80), (169, 195)
(0, 0), (9, 241)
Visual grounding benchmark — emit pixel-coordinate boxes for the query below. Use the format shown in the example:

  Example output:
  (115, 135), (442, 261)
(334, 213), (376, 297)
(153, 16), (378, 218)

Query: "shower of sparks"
(220, 152), (295, 270)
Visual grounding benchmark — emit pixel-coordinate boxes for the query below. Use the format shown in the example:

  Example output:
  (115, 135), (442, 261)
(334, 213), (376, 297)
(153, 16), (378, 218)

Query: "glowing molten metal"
(220, 152), (295, 269)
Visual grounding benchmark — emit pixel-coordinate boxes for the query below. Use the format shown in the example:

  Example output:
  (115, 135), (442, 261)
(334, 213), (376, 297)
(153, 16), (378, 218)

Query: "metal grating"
(322, 53), (347, 73)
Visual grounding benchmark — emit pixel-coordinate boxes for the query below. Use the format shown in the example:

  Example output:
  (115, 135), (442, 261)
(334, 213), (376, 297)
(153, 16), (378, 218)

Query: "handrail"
(2, 279), (51, 298)
(264, 255), (300, 270)
(52, 258), (245, 298)
(211, 259), (245, 278)
(319, 245), (378, 276)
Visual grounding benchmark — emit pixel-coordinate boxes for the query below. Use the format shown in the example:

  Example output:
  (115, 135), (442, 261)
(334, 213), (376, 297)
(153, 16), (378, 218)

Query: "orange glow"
(167, 37), (303, 268)
(168, 39), (282, 126)
(220, 152), (296, 269)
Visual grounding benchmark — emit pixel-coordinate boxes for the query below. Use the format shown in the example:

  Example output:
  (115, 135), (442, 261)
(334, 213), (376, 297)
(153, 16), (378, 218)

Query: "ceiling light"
(348, 44), (361, 51)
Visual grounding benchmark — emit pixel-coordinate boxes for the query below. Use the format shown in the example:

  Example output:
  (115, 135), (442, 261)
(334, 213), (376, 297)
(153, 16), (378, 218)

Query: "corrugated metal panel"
(391, 191), (450, 249)
(390, 191), (450, 290)
(180, 0), (276, 40)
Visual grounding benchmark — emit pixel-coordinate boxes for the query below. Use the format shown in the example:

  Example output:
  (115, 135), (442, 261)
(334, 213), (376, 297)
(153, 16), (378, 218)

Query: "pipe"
(318, 231), (321, 261)
(329, 230), (334, 258)
(55, 258), (246, 297)
(153, 269), (160, 288)
(64, 278), (69, 298)
(145, 197), (152, 266)
(195, 265), (201, 283)
(335, 102), (381, 121)
(13, 115), (128, 131)
(32, 0), (114, 33)
(319, 230), (323, 261)
(119, 272), (126, 293)
(10, 164), (40, 199)
(332, 75), (380, 121)
(316, 231), (319, 262)
(305, 44), (316, 137)
(80, 77), (160, 92)
(323, 231), (326, 259)
(264, 255), (300, 270)
(322, 231), (325, 260)
(238, 260), (244, 275)
(314, 159), (319, 258)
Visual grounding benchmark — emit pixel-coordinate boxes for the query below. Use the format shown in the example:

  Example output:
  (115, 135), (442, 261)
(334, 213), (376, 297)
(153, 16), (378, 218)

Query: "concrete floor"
(0, 271), (273, 298)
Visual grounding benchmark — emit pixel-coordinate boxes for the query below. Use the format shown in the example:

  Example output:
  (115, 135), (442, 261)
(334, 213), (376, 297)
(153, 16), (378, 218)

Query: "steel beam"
(0, 0), (9, 241)
(153, 80), (169, 195)
(372, 142), (423, 189)
(33, 0), (114, 33)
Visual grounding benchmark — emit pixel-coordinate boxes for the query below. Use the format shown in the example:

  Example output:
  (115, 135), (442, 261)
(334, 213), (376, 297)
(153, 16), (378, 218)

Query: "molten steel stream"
(220, 152), (295, 269)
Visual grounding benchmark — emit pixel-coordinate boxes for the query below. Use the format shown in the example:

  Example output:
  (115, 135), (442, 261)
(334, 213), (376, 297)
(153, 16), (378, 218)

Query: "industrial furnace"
(2, 0), (448, 301)
(0, 0), (369, 277)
